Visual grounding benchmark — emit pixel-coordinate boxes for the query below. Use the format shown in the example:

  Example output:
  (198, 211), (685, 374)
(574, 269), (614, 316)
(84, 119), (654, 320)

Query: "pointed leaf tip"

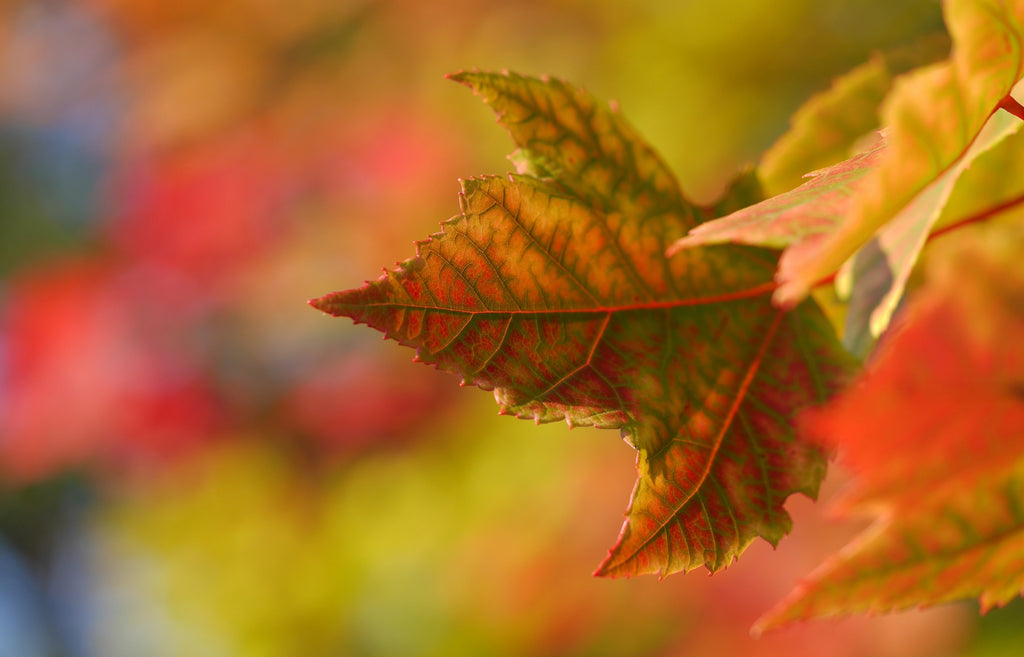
(308, 294), (332, 314)
(445, 70), (472, 85)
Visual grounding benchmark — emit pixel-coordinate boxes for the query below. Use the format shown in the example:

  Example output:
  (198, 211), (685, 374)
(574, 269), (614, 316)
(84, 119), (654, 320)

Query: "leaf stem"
(998, 94), (1024, 122)
(929, 191), (1024, 240)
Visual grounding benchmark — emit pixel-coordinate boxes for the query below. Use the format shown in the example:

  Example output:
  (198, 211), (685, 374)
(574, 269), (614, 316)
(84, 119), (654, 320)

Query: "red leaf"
(0, 261), (223, 481)
(104, 131), (293, 288)
(756, 224), (1024, 630)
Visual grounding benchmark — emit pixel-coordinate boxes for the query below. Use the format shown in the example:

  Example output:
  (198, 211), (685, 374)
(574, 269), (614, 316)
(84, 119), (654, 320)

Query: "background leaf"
(840, 104), (1023, 355)
(774, 0), (1024, 304)
(673, 96), (1023, 350)
(759, 34), (949, 196)
(755, 222), (1024, 632)
(669, 136), (886, 255)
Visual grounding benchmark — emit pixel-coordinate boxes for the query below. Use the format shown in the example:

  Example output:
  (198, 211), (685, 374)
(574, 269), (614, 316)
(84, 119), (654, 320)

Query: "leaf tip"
(308, 292), (349, 317)
(771, 280), (806, 309)
(591, 557), (614, 578)
(665, 240), (684, 258)
(750, 610), (794, 637)
(749, 612), (780, 637)
(445, 70), (472, 86)
(307, 295), (330, 314)
(592, 534), (634, 579)
(665, 234), (704, 257)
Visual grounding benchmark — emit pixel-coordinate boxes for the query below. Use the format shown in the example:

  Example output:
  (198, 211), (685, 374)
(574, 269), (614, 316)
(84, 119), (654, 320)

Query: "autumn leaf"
(754, 223), (1024, 632)
(672, 0), (1024, 317)
(311, 71), (853, 577)
(669, 136), (887, 258)
(772, 0), (1024, 304)
(838, 108), (1022, 354)
(673, 98), (1023, 355)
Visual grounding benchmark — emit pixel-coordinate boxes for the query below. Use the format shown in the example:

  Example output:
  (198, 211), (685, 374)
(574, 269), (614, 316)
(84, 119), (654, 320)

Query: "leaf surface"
(672, 101), (1022, 354)
(312, 72), (853, 577)
(755, 224), (1024, 632)
(934, 123), (1024, 232)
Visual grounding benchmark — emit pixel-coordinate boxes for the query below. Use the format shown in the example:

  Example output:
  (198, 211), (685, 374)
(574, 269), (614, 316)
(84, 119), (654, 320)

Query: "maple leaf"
(311, 71), (853, 576)
(754, 223), (1024, 632)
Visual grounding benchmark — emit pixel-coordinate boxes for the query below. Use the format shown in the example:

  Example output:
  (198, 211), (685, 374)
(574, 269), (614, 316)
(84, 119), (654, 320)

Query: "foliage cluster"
(314, 0), (1024, 629)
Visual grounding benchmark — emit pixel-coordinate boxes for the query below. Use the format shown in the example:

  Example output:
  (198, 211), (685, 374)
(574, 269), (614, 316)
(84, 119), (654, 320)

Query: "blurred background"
(0, 0), (1021, 655)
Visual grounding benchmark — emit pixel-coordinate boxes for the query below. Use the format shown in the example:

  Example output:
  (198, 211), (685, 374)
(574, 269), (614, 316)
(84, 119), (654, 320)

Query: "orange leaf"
(756, 223), (1024, 631)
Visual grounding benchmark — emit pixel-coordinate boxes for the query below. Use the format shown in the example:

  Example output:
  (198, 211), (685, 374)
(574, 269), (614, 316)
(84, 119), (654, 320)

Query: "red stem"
(998, 94), (1024, 122)
(929, 190), (1024, 240)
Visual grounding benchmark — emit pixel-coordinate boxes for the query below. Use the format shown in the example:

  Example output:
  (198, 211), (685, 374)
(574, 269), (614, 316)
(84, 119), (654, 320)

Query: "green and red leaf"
(312, 72), (853, 576)
(669, 135), (886, 257)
